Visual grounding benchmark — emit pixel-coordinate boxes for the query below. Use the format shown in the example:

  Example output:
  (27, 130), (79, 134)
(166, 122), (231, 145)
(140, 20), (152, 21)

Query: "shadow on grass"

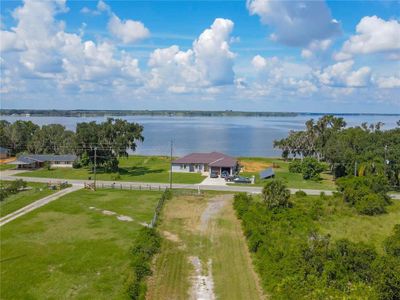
(88, 166), (165, 177)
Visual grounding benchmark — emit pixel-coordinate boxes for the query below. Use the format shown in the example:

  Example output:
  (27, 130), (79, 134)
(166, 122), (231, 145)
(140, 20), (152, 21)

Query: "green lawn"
(238, 156), (336, 190)
(0, 164), (15, 171)
(0, 189), (161, 299)
(19, 155), (205, 184)
(0, 181), (56, 217)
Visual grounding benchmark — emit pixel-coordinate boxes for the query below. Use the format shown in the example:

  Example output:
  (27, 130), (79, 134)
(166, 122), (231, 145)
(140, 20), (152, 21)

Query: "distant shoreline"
(1, 109), (399, 118)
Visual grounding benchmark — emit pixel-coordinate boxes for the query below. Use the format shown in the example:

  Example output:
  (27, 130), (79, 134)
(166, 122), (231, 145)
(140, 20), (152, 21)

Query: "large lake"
(1, 115), (399, 157)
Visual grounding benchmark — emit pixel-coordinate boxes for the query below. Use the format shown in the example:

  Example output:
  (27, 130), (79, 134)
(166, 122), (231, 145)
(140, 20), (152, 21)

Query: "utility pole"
(384, 145), (388, 174)
(169, 140), (173, 190)
(354, 161), (358, 177)
(94, 147), (97, 191)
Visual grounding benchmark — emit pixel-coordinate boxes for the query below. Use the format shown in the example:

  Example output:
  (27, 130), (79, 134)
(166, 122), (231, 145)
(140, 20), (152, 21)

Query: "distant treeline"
(0, 109), (299, 117)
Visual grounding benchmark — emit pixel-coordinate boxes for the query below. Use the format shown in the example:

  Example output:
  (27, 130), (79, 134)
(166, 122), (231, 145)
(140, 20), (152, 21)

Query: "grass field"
(0, 164), (15, 171)
(0, 181), (56, 217)
(238, 157), (336, 190)
(0, 189), (161, 299)
(147, 192), (264, 300)
(18, 155), (205, 184)
(320, 199), (400, 253)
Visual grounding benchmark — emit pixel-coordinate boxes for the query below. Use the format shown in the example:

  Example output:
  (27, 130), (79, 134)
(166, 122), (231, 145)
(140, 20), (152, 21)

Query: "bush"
(127, 227), (161, 299)
(295, 190), (307, 197)
(72, 161), (82, 169)
(373, 256), (400, 300)
(356, 194), (387, 215)
(301, 157), (325, 180)
(337, 176), (391, 215)
(289, 160), (302, 173)
(384, 225), (400, 257)
(262, 179), (291, 209)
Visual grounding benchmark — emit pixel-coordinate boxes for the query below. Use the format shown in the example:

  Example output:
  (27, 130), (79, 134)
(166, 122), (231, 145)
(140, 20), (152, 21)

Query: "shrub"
(301, 157), (325, 180)
(355, 194), (387, 215)
(337, 176), (391, 215)
(127, 227), (161, 299)
(262, 179), (291, 209)
(384, 225), (400, 257)
(295, 190), (307, 197)
(72, 161), (82, 169)
(373, 256), (400, 300)
(289, 160), (302, 173)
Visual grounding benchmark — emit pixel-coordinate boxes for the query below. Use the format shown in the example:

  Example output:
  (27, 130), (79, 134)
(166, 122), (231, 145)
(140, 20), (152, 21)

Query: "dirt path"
(146, 193), (265, 300)
(0, 185), (82, 226)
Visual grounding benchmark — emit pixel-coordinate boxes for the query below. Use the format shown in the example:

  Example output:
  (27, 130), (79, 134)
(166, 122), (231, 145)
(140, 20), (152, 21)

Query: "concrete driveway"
(200, 176), (227, 186)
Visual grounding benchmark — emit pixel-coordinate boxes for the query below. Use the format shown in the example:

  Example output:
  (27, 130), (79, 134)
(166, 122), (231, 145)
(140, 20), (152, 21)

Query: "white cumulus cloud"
(108, 13), (150, 44)
(147, 18), (235, 93)
(247, 0), (341, 47)
(335, 16), (400, 60)
(315, 60), (371, 87)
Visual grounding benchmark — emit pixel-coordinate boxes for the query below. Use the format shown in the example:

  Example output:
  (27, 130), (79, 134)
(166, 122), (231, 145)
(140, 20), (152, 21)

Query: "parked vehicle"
(221, 171), (230, 178)
(210, 171), (219, 178)
(233, 176), (251, 184)
(225, 175), (236, 182)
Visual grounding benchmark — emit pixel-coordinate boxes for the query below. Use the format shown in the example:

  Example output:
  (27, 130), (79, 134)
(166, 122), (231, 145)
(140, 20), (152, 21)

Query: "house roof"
(8, 154), (77, 164)
(260, 167), (275, 179)
(9, 157), (37, 165)
(173, 152), (237, 167)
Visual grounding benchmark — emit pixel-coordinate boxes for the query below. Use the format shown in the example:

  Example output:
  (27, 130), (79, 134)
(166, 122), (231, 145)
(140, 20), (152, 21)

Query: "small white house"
(9, 154), (77, 169)
(172, 152), (238, 176)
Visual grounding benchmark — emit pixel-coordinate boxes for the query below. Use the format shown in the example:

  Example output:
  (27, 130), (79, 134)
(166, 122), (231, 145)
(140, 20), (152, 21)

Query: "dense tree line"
(234, 188), (400, 299)
(274, 116), (400, 187)
(0, 119), (143, 171)
(1, 109), (298, 117)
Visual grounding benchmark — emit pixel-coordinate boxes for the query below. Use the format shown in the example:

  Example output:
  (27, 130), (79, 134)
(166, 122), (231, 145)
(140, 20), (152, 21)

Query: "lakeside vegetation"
(274, 115), (400, 190)
(0, 189), (161, 299)
(1, 109), (298, 117)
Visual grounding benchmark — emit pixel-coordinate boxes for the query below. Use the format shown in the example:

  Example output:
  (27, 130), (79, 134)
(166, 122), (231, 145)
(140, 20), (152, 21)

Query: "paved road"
(1, 173), (333, 195)
(1, 172), (399, 200)
(0, 185), (82, 226)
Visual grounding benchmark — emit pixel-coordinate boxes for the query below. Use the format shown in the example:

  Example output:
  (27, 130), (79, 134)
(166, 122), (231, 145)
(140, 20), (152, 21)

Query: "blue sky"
(1, 0), (399, 113)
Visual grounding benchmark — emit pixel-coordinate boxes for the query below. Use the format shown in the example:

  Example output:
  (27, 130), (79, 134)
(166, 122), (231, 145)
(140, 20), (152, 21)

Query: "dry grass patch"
(239, 160), (272, 172)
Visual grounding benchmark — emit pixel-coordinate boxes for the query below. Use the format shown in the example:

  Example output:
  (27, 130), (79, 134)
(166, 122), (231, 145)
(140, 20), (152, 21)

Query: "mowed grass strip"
(238, 156), (336, 190)
(18, 155), (205, 184)
(0, 181), (56, 217)
(211, 201), (265, 300)
(0, 189), (161, 299)
(147, 193), (264, 300)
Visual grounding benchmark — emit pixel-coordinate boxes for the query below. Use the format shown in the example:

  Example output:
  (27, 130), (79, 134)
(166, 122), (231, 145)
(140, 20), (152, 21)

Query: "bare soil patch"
(240, 160), (272, 172)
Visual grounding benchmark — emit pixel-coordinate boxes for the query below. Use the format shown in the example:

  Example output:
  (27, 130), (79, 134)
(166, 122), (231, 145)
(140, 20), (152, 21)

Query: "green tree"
(75, 118), (144, 172)
(4, 121), (39, 154)
(262, 179), (291, 209)
(301, 157), (325, 180)
(28, 124), (75, 154)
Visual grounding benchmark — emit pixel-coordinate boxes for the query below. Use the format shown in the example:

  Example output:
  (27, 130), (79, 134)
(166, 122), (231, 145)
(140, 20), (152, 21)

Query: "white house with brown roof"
(172, 152), (238, 176)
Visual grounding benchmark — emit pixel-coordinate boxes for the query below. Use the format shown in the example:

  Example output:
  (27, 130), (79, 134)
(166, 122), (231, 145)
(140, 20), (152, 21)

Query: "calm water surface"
(1, 115), (399, 157)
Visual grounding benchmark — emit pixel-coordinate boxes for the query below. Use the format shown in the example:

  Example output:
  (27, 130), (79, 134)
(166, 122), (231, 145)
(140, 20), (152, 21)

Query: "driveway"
(200, 176), (227, 186)
(0, 184), (82, 226)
